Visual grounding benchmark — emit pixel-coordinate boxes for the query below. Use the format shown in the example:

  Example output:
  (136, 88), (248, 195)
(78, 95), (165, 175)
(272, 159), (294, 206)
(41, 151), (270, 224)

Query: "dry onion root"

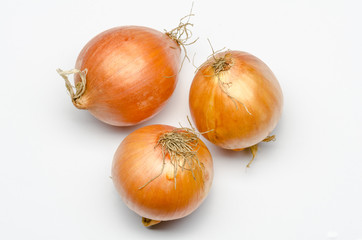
(57, 12), (196, 126)
(189, 50), (283, 166)
(111, 124), (213, 226)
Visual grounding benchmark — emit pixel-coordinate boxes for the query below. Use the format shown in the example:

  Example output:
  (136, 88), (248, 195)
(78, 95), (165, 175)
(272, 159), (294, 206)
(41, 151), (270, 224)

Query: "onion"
(57, 24), (194, 126)
(189, 50), (283, 165)
(111, 124), (213, 226)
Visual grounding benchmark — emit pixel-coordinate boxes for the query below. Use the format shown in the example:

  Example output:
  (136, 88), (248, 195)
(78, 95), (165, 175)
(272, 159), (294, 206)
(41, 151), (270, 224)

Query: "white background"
(1, 0), (361, 239)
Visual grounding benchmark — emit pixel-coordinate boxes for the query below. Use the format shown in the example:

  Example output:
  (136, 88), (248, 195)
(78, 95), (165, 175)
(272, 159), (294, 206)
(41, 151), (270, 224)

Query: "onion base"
(142, 217), (161, 227)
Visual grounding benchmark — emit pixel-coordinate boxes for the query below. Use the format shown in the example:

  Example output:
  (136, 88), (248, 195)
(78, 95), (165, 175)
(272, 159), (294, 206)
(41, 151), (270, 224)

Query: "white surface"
(1, 0), (361, 239)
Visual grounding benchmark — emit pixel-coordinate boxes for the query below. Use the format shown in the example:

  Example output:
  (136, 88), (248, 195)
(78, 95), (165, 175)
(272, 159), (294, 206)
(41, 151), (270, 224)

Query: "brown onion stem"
(247, 135), (276, 167)
(56, 68), (87, 108)
(247, 144), (258, 168)
(142, 217), (161, 227)
(263, 135), (276, 142)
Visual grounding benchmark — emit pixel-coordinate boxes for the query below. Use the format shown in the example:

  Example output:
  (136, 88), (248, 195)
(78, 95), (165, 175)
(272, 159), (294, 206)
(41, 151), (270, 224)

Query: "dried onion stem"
(247, 135), (277, 168)
(56, 68), (87, 108)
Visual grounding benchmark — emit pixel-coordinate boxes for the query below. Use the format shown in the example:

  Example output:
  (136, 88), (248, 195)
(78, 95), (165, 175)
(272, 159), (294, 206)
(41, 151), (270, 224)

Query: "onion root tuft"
(138, 125), (204, 190)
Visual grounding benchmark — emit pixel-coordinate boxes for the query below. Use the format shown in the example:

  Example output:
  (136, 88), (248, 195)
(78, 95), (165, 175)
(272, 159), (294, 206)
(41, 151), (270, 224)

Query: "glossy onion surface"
(112, 124), (213, 221)
(189, 51), (283, 150)
(74, 26), (181, 126)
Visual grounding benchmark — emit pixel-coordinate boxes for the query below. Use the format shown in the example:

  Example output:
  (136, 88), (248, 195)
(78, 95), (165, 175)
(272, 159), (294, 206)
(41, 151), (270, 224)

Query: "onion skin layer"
(189, 51), (283, 150)
(111, 125), (213, 221)
(74, 26), (181, 126)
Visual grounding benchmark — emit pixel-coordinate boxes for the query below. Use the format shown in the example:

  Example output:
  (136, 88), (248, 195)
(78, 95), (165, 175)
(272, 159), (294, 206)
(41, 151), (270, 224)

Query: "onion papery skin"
(111, 124), (213, 221)
(74, 26), (181, 126)
(189, 51), (283, 150)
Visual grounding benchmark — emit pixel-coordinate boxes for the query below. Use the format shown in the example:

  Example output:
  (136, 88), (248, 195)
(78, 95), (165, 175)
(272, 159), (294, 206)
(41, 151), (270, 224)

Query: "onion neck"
(56, 68), (88, 110)
(72, 97), (87, 110)
(212, 53), (233, 74)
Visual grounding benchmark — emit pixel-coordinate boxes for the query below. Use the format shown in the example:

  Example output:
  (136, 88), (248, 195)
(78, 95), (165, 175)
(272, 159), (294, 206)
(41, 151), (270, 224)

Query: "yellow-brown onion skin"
(74, 26), (181, 126)
(111, 124), (213, 221)
(189, 51), (283, 150)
